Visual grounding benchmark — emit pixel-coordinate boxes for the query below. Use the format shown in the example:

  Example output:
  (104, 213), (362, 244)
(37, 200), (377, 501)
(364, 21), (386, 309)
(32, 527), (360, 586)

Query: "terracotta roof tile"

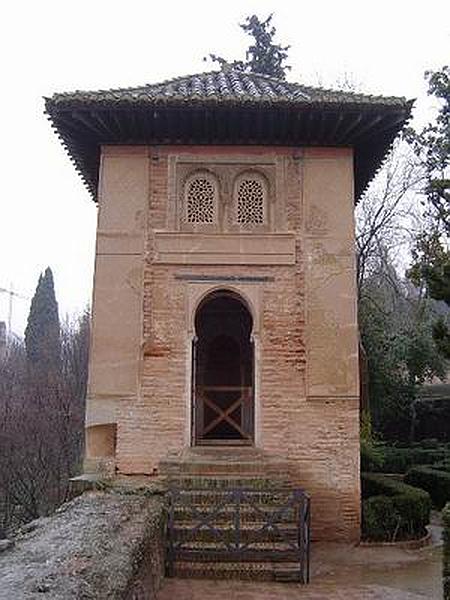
(48, 70), (408, 109)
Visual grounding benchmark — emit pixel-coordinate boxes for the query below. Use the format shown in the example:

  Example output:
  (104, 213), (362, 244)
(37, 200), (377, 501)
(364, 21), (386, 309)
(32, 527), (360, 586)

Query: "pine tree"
(406, 66), (449, 297)
(409, 66), (449, 232)
(207, 14), (291, 80)
(433, 317), (450, 359)
(24, 267), (61, 371)
(408, 231), (450, 306)
(406, 66), (450, 355)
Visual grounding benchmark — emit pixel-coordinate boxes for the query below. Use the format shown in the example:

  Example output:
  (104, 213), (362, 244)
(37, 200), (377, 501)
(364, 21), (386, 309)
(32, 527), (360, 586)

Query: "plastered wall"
(85, 147), (148, 442)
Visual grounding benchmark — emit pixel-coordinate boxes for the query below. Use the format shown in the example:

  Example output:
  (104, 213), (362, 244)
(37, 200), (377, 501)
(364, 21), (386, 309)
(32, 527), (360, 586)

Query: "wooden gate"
(166, 486), (311, 583)
(195, 385), (254, 445)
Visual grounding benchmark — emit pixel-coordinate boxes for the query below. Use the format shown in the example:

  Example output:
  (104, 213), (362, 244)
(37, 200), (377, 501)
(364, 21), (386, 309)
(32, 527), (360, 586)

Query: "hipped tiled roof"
(48, 70), (408, 109)
(45, 70), (414, 200)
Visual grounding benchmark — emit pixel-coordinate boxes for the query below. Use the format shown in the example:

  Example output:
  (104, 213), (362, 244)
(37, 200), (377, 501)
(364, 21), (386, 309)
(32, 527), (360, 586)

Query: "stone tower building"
(46, 71), (412, 542)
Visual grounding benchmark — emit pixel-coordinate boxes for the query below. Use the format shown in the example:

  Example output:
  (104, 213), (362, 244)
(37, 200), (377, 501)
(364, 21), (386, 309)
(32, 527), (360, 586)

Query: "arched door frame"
(185, 283), (261, 447)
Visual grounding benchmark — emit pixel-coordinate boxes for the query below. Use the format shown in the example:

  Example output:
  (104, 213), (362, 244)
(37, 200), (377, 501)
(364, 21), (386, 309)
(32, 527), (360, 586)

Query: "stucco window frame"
(167, 153), (286, 233)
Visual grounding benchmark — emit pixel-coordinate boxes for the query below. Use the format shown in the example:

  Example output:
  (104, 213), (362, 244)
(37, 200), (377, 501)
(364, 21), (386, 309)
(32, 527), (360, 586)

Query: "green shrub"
(360, 411), (384, 472)
(417, 438), (440, 449)
(405, 466), (450, 509)
(370, 445), (450, 474)
(361, 439), (384, 472)
(443, 503), (450, 600)
(434, 460), (450, 473)
(361, 473), (431, 542)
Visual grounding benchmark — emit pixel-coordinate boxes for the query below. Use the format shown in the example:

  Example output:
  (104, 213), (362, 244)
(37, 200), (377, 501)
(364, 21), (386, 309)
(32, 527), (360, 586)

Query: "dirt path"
(159, 536), (443, 600)
(159, 579), (434, 599)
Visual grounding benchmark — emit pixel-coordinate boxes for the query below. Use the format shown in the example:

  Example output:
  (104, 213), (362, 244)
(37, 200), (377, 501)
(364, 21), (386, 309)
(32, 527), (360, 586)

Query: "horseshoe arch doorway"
(192, 290), (254, 445)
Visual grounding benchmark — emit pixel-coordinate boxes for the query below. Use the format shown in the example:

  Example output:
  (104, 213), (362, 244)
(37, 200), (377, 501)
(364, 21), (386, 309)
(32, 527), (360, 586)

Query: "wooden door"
(193, 292), (254, 445)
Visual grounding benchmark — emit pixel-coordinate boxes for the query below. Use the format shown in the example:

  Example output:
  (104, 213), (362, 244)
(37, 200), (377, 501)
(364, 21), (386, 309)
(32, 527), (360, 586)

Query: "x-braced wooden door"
(192, 292), (254, 445)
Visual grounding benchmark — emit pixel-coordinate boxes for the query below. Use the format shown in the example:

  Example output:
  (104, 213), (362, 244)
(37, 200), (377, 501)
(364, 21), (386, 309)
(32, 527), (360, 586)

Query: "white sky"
(0, 0), (449, 336)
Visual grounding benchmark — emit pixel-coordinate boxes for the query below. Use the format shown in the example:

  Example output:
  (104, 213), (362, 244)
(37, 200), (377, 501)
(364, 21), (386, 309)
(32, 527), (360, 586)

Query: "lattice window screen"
(185, 176), (217, 224)
(237, 178), (266, 225)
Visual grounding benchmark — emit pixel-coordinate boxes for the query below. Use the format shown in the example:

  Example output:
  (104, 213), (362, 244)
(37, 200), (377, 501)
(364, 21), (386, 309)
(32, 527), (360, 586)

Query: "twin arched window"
(183, 171), (268, 227)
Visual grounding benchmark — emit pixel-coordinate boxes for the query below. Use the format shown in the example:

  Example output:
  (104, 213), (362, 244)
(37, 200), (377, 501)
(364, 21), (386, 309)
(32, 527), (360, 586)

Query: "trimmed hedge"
(361, 473), (431, 542)
(405, 466), (450, 509)
(434, 460), (450, 473)
(444, 503), (450, 600)
(376, 446), (450, 474)
(360, 439), (384, 472)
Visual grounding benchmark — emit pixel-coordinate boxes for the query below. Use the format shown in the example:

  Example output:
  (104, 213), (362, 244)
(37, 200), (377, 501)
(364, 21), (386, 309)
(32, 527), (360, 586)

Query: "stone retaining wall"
(0, 490), (166, 599)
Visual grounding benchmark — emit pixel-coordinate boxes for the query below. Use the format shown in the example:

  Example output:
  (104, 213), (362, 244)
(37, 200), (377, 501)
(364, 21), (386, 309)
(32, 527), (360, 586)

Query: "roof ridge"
(243, 71), (410, 104)
(142, 69), (223, 89)
(48, 70), (225, 99)
(294, 81), (410, 104)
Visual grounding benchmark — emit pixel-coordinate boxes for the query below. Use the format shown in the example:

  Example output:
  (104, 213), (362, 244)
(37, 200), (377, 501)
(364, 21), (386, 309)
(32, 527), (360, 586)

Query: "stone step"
(170, 560), (305, 582)
(162, 450), (309, 583)
(166, 475), (291, 490)
(160, 448), (292, 480)
(169, 488), (297, 505)
(170, 540), (299, 556)
(172, 523), (298, 544)
(162, 462), (289, 477)
(172, 504), (298, 525)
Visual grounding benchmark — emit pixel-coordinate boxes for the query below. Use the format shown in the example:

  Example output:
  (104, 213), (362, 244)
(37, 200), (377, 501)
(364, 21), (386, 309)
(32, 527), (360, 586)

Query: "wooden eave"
(45, 100), (413, 201)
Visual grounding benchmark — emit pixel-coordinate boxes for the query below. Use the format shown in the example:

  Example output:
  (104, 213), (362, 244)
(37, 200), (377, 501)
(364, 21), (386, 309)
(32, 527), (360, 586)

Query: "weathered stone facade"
(85, 144), (360, 542)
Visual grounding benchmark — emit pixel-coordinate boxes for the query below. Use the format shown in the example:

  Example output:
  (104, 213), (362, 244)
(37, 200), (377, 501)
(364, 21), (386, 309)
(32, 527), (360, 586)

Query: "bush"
(360, 411), (385, 472)
(360, 439), (384, 472)
(434, 460), (450, 472)
(415, 399), (450, 444)
(361, 473), (431, 542)
(405, 466), (450, 509)
(444, 503), (450, 600)
(416, 438), (441, 449)
(369, 445), (450, 474)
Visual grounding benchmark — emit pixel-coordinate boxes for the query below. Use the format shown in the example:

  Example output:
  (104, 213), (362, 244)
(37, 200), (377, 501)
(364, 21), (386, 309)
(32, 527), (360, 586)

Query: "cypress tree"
(24, 267), (61, 372)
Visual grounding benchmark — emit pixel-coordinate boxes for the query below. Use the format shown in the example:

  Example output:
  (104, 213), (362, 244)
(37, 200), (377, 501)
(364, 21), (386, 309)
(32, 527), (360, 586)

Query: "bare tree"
(0, 312), (89, 534)
(355, 141), (450, 441)
(356, 140), (425, 297)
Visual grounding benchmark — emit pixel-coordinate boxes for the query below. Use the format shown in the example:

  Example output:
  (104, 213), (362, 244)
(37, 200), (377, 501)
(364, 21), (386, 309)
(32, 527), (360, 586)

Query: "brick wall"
(97, 145), (360, 542)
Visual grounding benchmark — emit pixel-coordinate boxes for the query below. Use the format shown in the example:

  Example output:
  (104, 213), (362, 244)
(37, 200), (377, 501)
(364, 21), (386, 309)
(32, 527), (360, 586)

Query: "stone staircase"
(160, 448), (310, 582)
